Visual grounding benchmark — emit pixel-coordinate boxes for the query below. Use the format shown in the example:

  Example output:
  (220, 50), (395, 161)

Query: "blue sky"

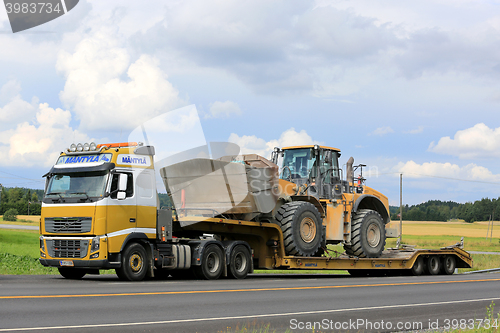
(0, 0), (499, 205)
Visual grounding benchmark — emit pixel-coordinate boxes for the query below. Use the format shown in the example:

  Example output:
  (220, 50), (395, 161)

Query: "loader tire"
(275, 201), (323, 256)
(344, 209), (385, 258)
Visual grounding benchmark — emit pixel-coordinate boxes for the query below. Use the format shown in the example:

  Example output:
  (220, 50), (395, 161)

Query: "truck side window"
(109, 173), (134, 199)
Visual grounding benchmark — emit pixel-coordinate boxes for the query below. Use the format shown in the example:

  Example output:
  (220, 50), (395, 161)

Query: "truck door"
(107, 172), (136, 253)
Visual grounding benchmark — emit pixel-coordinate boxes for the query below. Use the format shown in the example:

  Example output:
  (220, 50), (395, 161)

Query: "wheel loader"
(163, 144), (397, 258)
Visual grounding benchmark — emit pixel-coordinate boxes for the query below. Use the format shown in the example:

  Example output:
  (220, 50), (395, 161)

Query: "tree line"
(0, 187), (43, 216)
(2, 185), (498, 223)
(389, 198), (500, 222)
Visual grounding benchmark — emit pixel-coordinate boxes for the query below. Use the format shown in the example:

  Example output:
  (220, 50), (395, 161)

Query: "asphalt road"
(1, 273), (500, 333)
(0, 224), (38, 231)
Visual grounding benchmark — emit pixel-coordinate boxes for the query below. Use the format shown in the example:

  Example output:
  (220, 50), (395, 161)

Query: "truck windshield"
(281, 148), (316, 180)
(45, 171), (108, 200)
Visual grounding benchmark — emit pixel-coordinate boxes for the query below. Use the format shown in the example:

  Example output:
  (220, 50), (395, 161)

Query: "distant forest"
(1, 186), (498, 222)
(389, 198), (500, 223)
(0, 187), (44, 215)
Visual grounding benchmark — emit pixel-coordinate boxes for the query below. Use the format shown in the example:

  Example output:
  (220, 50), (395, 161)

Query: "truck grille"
(45, 217), (92, 233)
(46, 239), (89, 258)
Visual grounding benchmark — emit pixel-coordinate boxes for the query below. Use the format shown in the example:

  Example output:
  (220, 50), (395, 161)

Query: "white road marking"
(1, 297), (499, 331)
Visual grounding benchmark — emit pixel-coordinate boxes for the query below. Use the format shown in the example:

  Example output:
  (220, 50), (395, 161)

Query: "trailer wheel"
(410, 256), (424, 276)
(116, 243), (148, 281)
(228, 245), (251, 279)
(58, 267), (86, 279)
(275, 201), (323, 256)
(195, 244), (223, 280)
(344, 209), (386, 258)
(426, 256), (441, 275)
(441, 255), (456, 275)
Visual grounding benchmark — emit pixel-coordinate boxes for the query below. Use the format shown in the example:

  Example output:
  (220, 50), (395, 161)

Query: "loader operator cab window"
(319, 150), (339, 184)
(281, 148), (316, 181)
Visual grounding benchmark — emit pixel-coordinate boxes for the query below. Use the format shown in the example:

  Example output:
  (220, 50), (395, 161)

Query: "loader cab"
(274, 145), (340, 199)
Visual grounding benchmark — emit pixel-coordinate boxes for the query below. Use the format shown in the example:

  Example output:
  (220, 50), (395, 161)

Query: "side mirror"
(118, 174), (127, 191)
(117, 174), (127, 200)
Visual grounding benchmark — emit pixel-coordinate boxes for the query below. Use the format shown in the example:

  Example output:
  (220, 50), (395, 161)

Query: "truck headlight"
(39, 236), (45, 252)
(91, 236), (100, 253)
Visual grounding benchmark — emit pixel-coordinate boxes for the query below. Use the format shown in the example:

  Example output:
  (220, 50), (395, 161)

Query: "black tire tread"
(344, 209), (386, 258)
(275, 201), (323, 256)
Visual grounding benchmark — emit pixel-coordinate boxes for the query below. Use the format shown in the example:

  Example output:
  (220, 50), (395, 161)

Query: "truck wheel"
(58, 267), (86, 279)
(116, 243), (148, 281)
(410, 256), (424, 276)
(344, 209), (385, 258)
(275, 201), (323, 256)
(426, 256), (441, 275)
(441, 255), (456, 275)
(194, 244), (223, 280)
(228, 245), (251, 279)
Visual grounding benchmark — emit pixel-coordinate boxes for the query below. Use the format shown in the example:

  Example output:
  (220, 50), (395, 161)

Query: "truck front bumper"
(39, 259), (121, 269)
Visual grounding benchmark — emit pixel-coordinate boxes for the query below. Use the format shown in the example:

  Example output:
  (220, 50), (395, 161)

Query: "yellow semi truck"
(39, 142), (472, 280)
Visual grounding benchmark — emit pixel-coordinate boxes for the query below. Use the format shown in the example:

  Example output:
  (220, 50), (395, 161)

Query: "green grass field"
(0, 229), (57, 275)
(387, 235), (500, 252)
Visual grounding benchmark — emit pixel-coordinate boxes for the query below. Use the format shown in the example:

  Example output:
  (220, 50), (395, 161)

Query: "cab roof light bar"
(96, 142), (142, 149)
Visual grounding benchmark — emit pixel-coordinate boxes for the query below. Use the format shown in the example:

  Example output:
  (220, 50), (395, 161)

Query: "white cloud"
(0, 102), (90, 167)
(130, 0), (500, 98)
(370, 126), (394, 136)
(394, 160), (500, 183)
(0, 80), (38, 131)
(206, 101), (242, 119)
(228, 127), (321, 158)
(429, 123), (500, 159)
(57, 33), (186, 132)
(404, 126), (424, 134)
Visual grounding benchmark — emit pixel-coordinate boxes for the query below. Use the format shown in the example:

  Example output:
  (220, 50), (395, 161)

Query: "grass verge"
(442, 301), (500, 333)
(0, 253), (58, 275)
(219, 323), (291, 333)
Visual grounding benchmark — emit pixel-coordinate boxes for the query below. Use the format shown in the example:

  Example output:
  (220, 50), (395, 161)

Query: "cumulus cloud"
(228, 127), (321, 158)
(57, 32), (186, 132)
(129, 0), (500, 98)
(206, 101), (242, 119)
(0, 101), (90, 167)
(135, 1), (402, 95)
(429, 123), (500, 159)
(394, 160), (500, 183)
(370, 126), (394, 136)
(0, 80), (38, 131)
